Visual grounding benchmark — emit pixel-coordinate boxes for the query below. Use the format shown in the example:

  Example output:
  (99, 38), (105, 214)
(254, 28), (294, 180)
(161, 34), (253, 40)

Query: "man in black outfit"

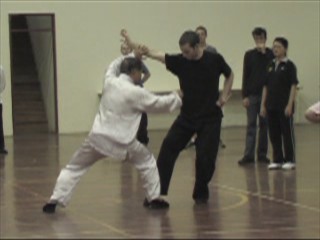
(238, 27), (274, 166)
(260, 37), (298, 170)
(121, 29), (233, 204)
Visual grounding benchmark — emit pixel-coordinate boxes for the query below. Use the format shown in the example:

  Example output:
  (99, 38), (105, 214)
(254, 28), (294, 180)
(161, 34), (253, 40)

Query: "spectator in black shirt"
(121, 29), (233, 205)
(260, 37), (298, 170)
(238, 27), (274, 166)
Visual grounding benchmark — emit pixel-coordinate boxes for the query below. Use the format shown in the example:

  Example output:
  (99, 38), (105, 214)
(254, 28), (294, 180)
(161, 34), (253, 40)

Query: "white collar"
(273, 57), (289, 63)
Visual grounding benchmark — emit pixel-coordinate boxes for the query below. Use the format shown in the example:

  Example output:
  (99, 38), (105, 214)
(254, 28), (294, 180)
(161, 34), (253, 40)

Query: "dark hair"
(195, 25), (207, 36)
(179, 31), (200, 48)
(274, 37), (289, 49)
(120, 57), (142, 75)
(252, 27), (267, 38)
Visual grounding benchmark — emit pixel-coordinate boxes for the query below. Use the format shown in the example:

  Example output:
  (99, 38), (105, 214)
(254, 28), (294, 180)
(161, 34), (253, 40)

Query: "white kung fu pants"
(48, 139), (160, 206)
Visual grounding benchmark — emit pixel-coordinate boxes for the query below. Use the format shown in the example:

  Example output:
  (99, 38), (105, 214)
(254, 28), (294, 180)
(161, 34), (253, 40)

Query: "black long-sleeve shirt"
(242, 48), (274, 98)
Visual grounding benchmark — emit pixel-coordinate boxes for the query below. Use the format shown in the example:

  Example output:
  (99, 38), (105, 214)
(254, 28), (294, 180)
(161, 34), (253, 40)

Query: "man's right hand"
(120, 29), (129, 39)
(121, 29), (133, 49)
(242, 97), (250, 108)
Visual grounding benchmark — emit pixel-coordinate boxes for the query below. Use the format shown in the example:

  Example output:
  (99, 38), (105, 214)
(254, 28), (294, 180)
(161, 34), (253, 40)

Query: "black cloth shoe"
(258, 157), (270, 164)
(193, 182), (209, 205)
(0, 149), (8, 155)
(42, 203), (57, 214)
(194, 198), (208, 205)
(143, 198), (169, 209)
(238, 157), (254, 165)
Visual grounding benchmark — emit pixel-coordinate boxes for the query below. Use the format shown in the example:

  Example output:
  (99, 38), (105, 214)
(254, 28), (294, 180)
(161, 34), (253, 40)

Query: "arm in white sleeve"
(132, 88), (182, 113)
(104, 53), (135, 80)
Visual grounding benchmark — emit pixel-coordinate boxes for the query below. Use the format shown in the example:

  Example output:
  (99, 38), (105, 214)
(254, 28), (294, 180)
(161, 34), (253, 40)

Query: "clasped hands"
(120, 29), (149, 58)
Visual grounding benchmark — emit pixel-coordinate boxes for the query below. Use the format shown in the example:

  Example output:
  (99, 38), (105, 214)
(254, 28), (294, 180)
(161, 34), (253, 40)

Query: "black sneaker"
(143, 198), (169, 209)
(42, 203), (57, 214)
(258, 157), (270, 164)
(238, 157), (254, 165)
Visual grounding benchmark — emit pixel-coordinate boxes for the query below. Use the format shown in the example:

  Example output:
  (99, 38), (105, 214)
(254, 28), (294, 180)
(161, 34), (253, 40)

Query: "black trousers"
(0, 104), (5, 150)
(267, 109), (296, 163)
(157, 114), (221, 200)
(244, 95), (268, 160)
(136, 112), (149, 145)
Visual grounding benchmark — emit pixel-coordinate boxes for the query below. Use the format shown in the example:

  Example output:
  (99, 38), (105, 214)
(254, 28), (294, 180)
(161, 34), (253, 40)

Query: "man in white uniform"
(42, 50), (182, 213)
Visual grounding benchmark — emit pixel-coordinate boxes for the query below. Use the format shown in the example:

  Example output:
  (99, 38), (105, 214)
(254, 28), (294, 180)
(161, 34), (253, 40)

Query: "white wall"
(1, 1), (319, 135)
(26, 15), (56, 132)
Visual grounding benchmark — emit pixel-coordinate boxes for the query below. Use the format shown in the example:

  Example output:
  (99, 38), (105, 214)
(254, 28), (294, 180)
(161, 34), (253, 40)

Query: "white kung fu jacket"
(87, 55), (182, 159)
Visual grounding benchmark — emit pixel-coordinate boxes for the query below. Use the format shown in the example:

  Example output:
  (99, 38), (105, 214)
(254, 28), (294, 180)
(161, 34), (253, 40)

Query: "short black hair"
(120, 57), (142, 75)
(274, 37), (289, 49)
(179, 31), (200, 48)
(195, 25), (207, 36)
(252, 27), (267, 38)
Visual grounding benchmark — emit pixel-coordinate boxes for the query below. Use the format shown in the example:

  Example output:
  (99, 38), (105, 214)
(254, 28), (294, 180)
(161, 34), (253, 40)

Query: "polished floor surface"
(0, 125), (319, 239)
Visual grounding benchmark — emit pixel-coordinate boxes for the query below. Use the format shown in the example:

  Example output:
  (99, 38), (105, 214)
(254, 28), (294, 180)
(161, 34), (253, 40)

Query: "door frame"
(9, 13), (59, 134)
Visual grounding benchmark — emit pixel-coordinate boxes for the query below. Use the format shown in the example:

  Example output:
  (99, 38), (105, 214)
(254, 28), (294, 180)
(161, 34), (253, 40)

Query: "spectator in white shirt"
(0, 65), (8, 154)
(305, 101), (320, 123)
(42, 50), (182, 214)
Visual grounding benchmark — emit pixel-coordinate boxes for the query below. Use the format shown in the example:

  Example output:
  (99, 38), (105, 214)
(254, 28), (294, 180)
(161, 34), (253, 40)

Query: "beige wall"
(1, 1), (319, 135)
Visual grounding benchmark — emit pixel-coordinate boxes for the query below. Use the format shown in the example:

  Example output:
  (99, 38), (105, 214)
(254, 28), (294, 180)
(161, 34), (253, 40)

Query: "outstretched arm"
(131, 88), (183, 113)
(105, 45), (147, 79)
(121, 29), (166, 64)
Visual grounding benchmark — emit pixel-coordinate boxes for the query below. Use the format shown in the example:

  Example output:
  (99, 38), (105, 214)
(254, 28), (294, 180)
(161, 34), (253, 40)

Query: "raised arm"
(141, 63), (151, 84)
(104, 55), (128, 80)
(121, 29), (166, 64)
(105, 48), (146, 80)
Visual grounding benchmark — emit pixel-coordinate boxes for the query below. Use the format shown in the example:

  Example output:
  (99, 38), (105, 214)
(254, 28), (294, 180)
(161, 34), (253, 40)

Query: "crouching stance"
(42, 53), (182, 213)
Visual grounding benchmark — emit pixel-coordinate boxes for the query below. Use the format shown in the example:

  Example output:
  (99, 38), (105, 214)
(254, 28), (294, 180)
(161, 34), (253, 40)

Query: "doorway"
(9, 14), (58, 135)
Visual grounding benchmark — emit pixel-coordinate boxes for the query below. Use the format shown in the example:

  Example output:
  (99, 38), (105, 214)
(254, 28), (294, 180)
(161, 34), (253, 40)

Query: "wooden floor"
(0, 125), (319, 239)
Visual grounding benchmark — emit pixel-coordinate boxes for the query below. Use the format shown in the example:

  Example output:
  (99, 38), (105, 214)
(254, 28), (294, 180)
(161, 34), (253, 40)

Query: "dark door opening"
(9, 14), (58, 135)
